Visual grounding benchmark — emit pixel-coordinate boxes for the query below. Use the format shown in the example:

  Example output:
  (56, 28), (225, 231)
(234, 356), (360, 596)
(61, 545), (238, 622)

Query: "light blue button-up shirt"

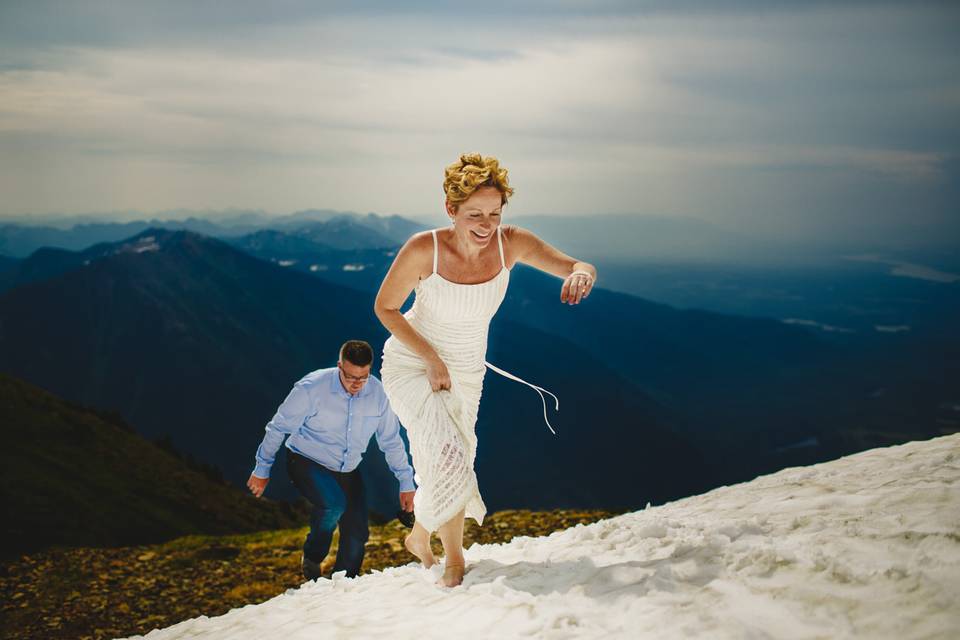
(251, 367), (415, 493)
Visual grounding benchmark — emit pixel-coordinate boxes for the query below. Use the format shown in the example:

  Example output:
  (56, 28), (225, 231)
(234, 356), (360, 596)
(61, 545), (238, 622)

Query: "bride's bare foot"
(438, 562), (465, 587)
(404, 531), (436, 569)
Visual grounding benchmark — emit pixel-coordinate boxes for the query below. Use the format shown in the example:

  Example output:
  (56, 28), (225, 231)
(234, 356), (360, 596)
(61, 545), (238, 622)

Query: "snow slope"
(128, 434), (960, 640)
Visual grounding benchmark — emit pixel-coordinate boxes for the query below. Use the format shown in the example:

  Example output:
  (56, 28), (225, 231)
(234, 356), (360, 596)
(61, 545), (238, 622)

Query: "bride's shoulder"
(406, 229), (436, 250)
(394, 230), (435, 265)
(501, 224), (533, 244)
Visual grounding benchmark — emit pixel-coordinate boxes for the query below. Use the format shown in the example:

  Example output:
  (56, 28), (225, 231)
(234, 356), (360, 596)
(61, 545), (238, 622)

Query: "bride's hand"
(561, 271), (594, 305)
(426, 356), (452, 392)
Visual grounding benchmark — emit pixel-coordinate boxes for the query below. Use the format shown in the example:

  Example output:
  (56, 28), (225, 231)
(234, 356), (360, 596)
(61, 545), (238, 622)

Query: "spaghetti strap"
(430, 229), (438, 274)
(496, 226), (506, 269)
(484, 360), (559, 435)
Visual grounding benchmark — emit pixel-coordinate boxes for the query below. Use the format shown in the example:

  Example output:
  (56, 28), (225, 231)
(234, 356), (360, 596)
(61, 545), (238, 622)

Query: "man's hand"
(247, 474), (269, 498)
(399, 490), (415, 512)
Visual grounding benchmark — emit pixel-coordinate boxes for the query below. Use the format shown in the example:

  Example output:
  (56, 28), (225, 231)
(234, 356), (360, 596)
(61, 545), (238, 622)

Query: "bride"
(374, 153), (596, 587)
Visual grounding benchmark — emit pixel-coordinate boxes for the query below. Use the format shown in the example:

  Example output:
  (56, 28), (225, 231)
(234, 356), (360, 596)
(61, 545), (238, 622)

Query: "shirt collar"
(328, 365), (370, 398)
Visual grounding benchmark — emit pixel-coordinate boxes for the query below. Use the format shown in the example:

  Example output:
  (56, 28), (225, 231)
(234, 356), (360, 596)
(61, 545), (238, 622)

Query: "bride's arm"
(504, 225), (597, 305)
(374, 233), (452, 390)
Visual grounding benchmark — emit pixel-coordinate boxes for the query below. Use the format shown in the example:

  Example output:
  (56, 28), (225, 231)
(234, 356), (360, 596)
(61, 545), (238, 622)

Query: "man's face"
(338, 360), (371, 395)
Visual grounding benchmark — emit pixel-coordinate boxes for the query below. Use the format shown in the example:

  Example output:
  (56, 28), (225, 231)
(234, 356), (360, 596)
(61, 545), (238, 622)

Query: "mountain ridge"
(0, 228), (706, 517)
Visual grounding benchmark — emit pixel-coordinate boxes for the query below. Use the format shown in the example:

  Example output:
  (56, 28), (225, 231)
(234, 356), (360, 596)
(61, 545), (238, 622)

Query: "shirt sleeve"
(375, 401), (416, 493)
(252, 381), (313, 479)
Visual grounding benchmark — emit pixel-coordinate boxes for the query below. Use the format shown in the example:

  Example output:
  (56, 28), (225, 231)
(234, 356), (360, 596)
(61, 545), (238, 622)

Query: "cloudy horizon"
(1, 1), (957, 247)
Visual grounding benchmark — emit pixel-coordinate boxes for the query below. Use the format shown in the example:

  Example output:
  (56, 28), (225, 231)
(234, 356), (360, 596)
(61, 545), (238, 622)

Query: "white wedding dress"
(381, 226), (557, 533)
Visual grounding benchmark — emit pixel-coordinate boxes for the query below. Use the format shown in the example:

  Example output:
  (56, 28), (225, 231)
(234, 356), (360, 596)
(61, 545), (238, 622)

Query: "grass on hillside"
(1, 508), (621, 640)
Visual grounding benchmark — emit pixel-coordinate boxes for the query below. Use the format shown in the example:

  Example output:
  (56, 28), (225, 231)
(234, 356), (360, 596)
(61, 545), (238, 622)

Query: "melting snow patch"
(843, 255), (960, 283)
(782, 318), (855, 333)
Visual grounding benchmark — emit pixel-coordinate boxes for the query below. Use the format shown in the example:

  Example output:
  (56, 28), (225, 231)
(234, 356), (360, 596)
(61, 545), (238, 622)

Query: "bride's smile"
(448, 185), (503, 252)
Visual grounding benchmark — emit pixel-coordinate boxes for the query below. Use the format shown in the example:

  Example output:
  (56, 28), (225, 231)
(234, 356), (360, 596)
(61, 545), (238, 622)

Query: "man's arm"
(251, 381), (313, 480)
(375, 402), (416, 495)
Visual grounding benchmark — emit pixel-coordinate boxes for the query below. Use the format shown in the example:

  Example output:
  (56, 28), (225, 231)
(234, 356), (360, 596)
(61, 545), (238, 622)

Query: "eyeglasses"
(339, 364), (370, 383)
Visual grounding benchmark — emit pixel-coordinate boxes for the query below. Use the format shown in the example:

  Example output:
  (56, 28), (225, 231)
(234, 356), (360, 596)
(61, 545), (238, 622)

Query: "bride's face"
(447, 186), (503, 247)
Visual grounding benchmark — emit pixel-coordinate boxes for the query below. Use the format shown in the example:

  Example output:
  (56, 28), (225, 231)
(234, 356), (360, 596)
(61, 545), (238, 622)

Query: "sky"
(0, 1), (958, 245)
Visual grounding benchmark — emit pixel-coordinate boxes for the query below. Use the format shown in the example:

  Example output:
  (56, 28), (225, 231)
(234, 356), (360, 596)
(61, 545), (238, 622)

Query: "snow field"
(128, 434), (960, 639)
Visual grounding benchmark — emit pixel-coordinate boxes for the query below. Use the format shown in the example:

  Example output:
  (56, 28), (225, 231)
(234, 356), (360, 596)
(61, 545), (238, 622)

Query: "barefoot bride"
(374, 153), (596, 587)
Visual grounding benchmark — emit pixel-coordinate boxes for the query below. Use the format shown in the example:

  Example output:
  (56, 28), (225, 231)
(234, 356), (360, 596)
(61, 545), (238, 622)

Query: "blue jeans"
(286, 450), (369, 577)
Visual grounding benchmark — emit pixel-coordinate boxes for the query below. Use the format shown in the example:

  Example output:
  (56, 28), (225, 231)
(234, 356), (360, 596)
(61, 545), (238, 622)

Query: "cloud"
(0, 2), (957, 246)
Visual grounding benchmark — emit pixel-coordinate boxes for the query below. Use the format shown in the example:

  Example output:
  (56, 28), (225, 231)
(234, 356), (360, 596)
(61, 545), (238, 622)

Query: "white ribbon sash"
(484, 360), (559, 435)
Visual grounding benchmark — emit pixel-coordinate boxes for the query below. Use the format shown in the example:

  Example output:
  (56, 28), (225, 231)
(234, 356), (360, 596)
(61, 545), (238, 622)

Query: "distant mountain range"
(1, 211), (781, 264)
(505, 213), (960, 266)
(0, 372), (308, 558)
(6, 208), (959, 265)
(0, 214), (426, 308)
(0, 211), (424, 258)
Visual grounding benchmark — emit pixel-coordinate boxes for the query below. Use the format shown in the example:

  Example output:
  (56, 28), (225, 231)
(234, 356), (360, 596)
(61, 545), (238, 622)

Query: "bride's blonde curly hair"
(443, 153), (515, 210)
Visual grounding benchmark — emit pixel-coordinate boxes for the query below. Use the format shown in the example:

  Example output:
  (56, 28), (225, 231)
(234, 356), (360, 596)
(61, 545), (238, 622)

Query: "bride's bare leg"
(404, 521), (436, 568)
(437, 508), (466, 587)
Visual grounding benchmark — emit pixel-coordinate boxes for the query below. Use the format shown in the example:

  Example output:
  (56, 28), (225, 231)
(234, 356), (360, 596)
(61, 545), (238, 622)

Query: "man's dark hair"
(340, 340), (374, 367)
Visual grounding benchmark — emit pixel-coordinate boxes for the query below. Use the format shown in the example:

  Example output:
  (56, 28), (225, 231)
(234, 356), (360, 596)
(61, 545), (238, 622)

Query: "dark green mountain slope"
(0, 373), (307, 558)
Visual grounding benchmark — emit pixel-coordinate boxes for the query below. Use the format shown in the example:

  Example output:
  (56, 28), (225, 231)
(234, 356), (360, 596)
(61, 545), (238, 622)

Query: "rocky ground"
(0, 509), (620, 640)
